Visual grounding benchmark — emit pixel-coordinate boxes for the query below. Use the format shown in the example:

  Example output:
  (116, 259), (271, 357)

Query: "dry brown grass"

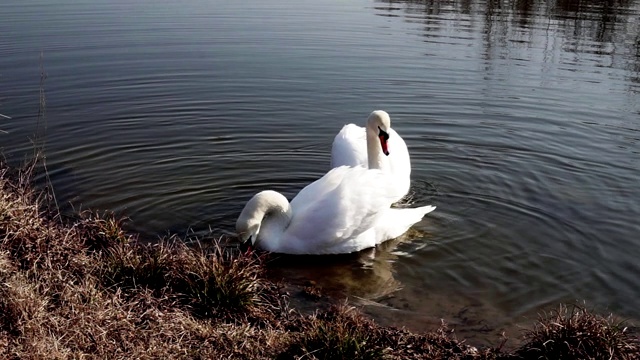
(1, 159), (639, 359)
(279, 302), (510, 360)
(0, 161), (291, 359)
(517, 304), (640, 360)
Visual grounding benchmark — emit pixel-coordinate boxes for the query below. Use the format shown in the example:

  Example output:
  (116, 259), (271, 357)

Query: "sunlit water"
(2, 0), (639, 346)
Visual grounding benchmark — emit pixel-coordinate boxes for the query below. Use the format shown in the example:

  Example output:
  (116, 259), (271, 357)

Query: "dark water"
(2, 0), (639, 346)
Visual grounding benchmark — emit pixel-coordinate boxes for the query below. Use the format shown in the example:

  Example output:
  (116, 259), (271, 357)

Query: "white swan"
(331, 110), (411, 203)
(235, 165), (435, 255)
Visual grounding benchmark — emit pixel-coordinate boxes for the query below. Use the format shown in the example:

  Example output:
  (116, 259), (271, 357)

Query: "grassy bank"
(1, 160), (638, 359)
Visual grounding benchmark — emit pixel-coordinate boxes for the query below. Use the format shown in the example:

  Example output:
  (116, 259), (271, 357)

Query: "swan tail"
(377, 205), (436, 242)
(398, 205), (436, 223)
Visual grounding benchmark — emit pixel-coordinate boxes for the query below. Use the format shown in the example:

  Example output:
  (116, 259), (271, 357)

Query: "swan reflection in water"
(265, 226), (433, 303)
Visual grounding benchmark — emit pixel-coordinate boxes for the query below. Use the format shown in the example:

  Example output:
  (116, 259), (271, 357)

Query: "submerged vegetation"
(0, 159), (638, 359)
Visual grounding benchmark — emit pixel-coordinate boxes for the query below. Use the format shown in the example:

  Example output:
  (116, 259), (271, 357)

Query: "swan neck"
(253, 191), (293, 245)
(265, 202), (292, 230)
(367, 129), (385, 170)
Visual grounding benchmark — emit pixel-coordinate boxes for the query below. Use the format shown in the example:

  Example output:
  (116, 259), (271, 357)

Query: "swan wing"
(375, 205), (436, 243)
(289, 165), (345, 215)
(330, 124), (367, 168)
(285, 166), (397, 254)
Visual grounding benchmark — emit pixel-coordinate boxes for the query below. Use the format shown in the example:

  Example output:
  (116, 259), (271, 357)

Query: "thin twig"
(33, 51), (61, 219)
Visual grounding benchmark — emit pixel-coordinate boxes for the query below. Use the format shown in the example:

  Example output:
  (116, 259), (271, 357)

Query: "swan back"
(330, 123), (367, 168)
(282, 165), (398, 253)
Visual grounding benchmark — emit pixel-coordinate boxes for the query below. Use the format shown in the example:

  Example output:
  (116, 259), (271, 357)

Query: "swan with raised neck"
(331, 110), (410, 202)
(365, 110), (392, 170)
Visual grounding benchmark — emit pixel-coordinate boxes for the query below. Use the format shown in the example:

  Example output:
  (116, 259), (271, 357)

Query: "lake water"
(2, 0), (639, 346)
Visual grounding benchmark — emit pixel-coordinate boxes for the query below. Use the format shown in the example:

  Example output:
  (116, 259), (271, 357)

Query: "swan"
(331, 110), (411, 203)
(235, 165), (435, 255)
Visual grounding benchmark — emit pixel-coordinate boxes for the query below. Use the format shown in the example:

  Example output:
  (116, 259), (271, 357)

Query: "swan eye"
(378, 126), (389, 141)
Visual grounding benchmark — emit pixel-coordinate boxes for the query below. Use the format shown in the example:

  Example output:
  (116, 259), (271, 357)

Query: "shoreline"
(1, 160), (638, 359)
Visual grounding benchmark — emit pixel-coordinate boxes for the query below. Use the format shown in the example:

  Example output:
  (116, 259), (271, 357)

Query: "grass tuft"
(518, 303), (640, 360)
(95, 236), (278, 319)
(74, 211), (131, 251)
(281, 303), (386, 360)
(97, 239), (175, 294)
(0, 163), (89, 274)
(176, 244), (273, 319)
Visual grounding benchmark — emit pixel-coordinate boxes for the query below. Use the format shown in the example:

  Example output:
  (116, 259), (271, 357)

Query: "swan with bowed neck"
(235, 165), (435, 255)
(331, 110), (411, 203)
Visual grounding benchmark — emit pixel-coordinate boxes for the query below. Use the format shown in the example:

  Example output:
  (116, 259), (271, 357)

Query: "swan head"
(235, 190), (291, 247)
(236, 221), (259, 246)
(367, 110), (391, 156)
(236, 201), (263, 246)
